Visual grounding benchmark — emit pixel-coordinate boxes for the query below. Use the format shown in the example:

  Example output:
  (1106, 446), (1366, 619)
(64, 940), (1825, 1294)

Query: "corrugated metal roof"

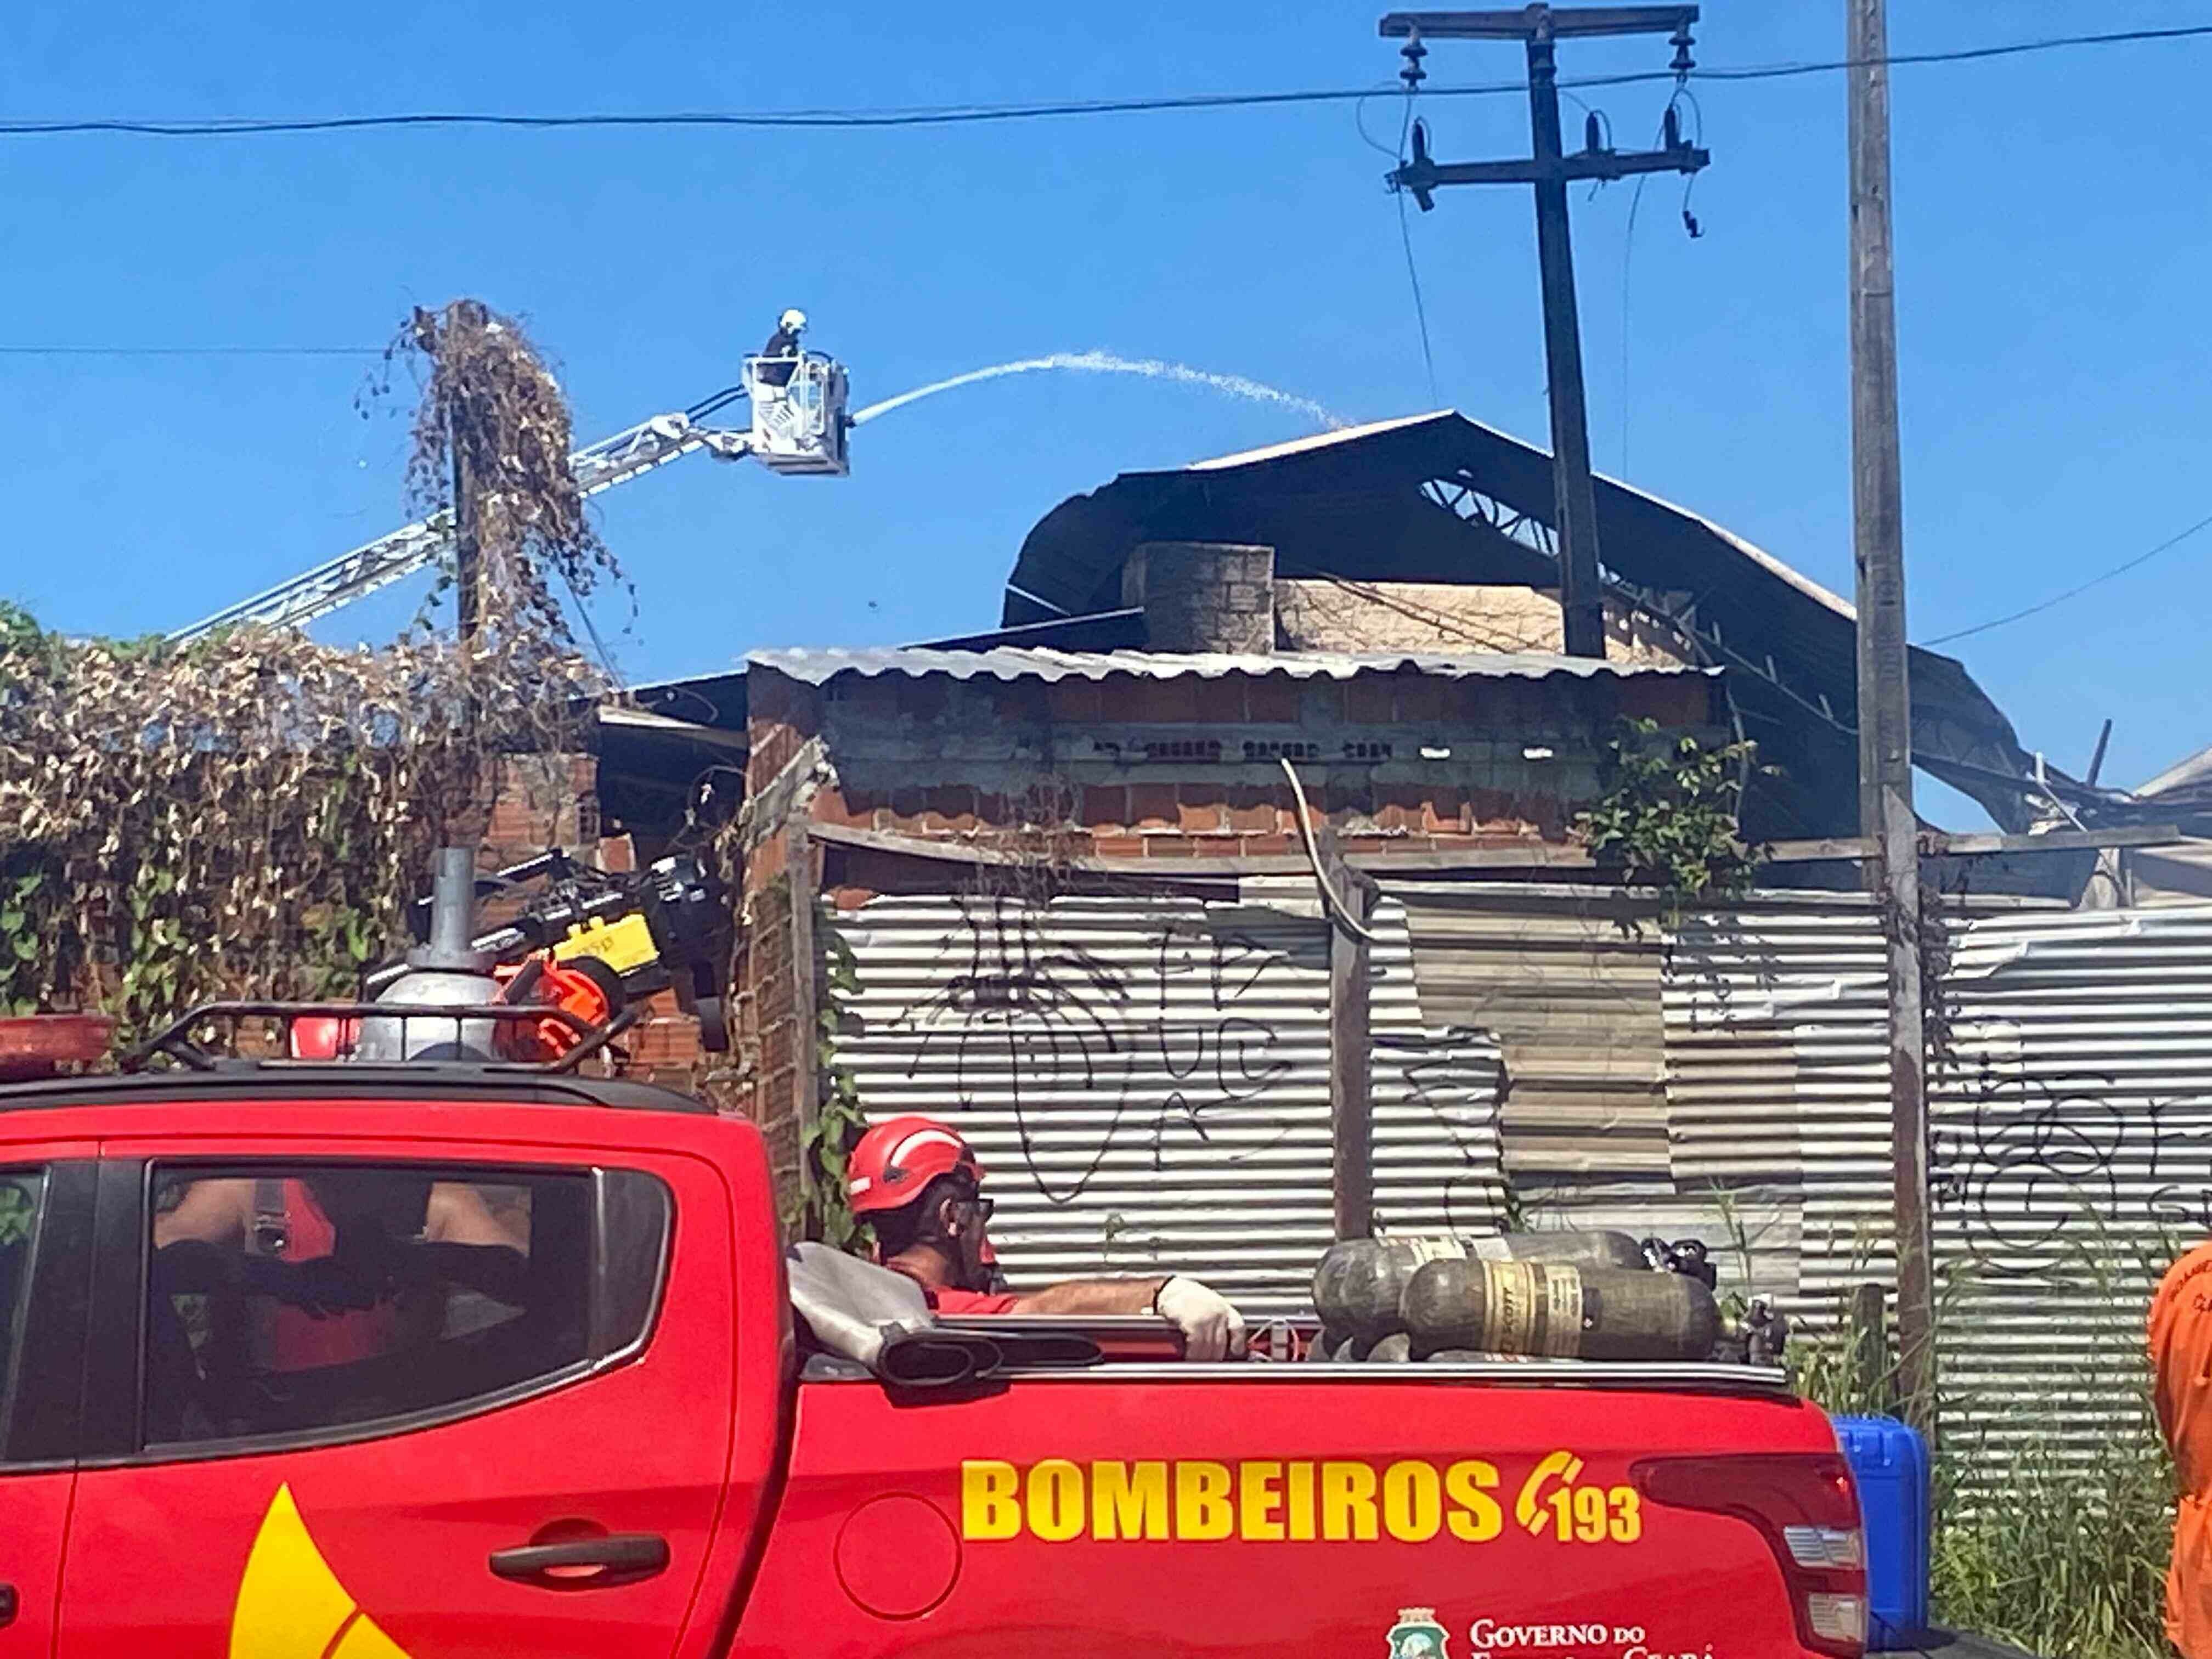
(2140, 741), (2212, 805)
(748, 644), (1709, 686)
(1000, 409), (2086, 838)
(1184, 411), (1454, 473)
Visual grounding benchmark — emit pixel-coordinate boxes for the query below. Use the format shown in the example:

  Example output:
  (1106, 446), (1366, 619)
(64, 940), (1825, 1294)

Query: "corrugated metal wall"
(1662, 904), (1891, 1316)
(828, 871), (2212, 1448)
(1391, 883), (1667, 1194)
(1665, 900), (2212, 1452)
(830, 890), (1505, 1315)
(1933, 909), (2212, 1452)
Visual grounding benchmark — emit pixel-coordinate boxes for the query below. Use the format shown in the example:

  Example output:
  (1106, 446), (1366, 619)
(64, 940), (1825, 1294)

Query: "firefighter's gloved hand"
(1155, 1277), (1248, 1361)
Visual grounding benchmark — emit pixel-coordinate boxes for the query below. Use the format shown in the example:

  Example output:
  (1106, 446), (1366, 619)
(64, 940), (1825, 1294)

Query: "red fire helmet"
(846, 1116), (986, 1216)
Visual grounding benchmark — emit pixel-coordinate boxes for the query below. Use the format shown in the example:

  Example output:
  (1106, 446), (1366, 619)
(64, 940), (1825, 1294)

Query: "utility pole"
(447, 299), (487, 645)
(1847, 0), (1934, 1433)
(1380, 6), (1706, 659)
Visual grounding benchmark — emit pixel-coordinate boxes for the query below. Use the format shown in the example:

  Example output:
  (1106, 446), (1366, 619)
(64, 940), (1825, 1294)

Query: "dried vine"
(0, 301), (613, 1034)
(387, 300), (631, 637)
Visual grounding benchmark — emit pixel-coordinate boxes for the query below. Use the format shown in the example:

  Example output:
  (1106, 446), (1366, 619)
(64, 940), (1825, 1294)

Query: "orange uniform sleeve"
(2150, 1243), (2212, 1658)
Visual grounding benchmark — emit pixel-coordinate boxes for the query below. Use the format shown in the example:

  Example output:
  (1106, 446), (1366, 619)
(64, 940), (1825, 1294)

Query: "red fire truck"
(0, 856), (1864, 1658)
(0, 1060), (1863, 1659)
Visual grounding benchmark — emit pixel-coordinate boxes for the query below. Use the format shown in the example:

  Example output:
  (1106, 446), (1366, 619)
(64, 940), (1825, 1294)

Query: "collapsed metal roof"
(1002, 410), (2097, 837)
(747, 644), (1712, 687)
(2139, 742), (2212, 823)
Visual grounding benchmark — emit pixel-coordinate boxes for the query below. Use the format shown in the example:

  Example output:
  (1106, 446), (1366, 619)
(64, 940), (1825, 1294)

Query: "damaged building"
(577, 408), (2208, 1340)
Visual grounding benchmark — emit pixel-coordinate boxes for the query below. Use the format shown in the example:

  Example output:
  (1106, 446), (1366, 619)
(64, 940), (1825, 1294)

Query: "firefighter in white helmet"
(848, 1115), (1249, 1360)
(757, 307), (807, 389)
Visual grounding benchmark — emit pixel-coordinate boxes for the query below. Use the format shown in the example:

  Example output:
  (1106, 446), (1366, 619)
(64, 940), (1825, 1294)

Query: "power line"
(4, 24), (2208, 139)
(0, 345), (380, 357)
(1921, 507), (2212, 647)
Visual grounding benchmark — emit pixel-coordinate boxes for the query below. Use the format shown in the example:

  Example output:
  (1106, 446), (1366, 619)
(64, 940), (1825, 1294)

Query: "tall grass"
(1928, 1416), (2170, 1659)
(1786, 1277), (2174, 1659)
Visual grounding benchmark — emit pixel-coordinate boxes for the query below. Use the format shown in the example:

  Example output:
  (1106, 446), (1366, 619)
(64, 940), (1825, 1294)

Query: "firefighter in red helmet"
(848, 1115), (1249, 1359)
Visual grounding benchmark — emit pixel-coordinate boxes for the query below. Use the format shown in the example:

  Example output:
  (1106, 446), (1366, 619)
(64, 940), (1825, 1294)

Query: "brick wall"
(730, 854), (808, 1192)
(482, 752), (600, 871)
(709, 657), (1721, 1172)
(792, 662), (1719, 867)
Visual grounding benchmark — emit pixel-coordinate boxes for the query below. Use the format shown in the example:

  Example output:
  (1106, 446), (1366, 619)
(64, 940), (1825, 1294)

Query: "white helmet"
(778, 308), (808, 333)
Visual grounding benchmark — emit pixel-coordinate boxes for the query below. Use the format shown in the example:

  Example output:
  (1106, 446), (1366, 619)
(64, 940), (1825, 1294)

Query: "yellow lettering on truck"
(957, 1455), (1643, 1544)
(1091, 1461), (1169, 1541)
(962, 1460), (1022, 1539)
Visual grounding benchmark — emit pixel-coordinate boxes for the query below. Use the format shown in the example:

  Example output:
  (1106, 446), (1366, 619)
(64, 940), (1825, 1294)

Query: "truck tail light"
(1632, 1453), (1867, 1659)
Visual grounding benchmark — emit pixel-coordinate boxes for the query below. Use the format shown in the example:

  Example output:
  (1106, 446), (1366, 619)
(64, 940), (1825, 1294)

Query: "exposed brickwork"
(731, 871), (804, 1190)
(723, 654), (1725, 1195)
(482, 753), (599, 870)
(743, 665), (826, 802)
(769, 659), (1722, 870)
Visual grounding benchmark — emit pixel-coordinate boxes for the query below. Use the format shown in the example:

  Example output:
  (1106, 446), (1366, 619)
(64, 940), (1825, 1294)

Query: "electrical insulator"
(1663, 105), (1681, 150)
(1584, 111), (1602, 154)
(1399, 28), (1427, 91)
(1669, 22), (1695, 77)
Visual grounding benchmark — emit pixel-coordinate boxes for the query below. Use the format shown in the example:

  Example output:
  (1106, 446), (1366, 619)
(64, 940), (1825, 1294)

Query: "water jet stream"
(848, 350), (1347, 432)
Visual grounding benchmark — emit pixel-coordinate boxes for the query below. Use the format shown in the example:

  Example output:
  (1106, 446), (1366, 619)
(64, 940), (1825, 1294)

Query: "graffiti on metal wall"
(1377, 1031), (1506, 1236)
(878, 896), (1304, 1202)
(1931, 1062), (2212, 1277)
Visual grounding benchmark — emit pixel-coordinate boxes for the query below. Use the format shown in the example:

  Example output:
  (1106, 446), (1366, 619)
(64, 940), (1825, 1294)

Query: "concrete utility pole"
(1847, 0), (1935, 1432)
(1380, 5), (1707, 659)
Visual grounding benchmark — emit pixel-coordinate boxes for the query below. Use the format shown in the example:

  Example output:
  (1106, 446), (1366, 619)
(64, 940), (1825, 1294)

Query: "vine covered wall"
(0, 300), (615, 1035)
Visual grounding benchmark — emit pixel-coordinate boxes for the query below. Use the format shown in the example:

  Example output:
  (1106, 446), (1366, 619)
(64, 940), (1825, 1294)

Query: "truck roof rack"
(0, 1068), (714, 1115)
(118, 999), (639, 1076)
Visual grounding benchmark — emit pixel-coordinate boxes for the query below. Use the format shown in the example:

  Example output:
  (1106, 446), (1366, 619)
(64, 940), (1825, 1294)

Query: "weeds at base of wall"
(1929, 1418), (2170, 1659)
(1782, 1281), (2172, 1659)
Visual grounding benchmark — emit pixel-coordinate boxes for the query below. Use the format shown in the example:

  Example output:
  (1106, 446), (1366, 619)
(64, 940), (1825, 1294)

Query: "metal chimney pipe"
(405, 847), (494, 974)
(358, 847), (498, 1061)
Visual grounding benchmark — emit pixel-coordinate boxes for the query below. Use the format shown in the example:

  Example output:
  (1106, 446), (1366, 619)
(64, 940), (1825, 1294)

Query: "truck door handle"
(0, 1583), (15, 1628)
(489, 1534), (669, 1588)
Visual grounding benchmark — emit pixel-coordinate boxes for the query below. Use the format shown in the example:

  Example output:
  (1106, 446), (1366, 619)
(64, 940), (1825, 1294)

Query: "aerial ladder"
(170, 347), (850, 641)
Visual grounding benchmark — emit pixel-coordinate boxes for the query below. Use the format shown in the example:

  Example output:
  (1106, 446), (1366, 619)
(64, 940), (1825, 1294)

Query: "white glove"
(1154, 1276), (1248, 1361)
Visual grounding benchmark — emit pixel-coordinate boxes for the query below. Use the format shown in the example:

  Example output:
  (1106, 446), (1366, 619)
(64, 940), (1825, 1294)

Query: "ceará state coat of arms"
(1387, 1608), (1451, 1659)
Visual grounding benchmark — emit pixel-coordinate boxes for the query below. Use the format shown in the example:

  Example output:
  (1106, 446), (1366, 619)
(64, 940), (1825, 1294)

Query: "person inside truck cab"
(847, 1115), (1249, 1360)
(153, 1173), (528, 1370)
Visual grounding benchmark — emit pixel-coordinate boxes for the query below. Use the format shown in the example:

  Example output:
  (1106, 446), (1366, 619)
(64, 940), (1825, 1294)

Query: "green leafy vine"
(781, 896), (874, 1253)
(1574, 718), (1767, 927)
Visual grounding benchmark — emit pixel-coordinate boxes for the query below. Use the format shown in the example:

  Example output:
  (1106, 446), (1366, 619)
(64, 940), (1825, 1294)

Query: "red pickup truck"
(0, 1064), (1865, 1659)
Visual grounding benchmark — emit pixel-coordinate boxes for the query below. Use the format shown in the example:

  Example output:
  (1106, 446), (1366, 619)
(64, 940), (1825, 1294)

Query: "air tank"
(1312, 1232), (1651, 1341)
(1401, 1258), (1720, 1362)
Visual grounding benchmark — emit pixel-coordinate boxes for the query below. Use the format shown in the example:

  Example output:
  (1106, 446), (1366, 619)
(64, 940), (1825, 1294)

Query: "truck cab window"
(144, 1164), (594, 1448)
(0, 1171), (44, 1443)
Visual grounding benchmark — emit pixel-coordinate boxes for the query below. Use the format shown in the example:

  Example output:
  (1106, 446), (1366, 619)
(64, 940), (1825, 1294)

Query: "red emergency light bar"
(0, 1014), (114, 1081)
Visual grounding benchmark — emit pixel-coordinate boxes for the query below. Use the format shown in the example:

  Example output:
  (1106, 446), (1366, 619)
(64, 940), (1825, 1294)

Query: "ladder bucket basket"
(743, 352), (850, 476)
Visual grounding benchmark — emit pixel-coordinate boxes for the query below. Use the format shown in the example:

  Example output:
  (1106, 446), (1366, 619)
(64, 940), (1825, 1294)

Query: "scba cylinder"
(1312, 1232), (1650, 1341)
(1401, 1259), (1720, 1362)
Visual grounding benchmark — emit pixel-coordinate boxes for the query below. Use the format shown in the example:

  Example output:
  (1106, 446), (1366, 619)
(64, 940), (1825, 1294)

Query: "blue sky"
(4, 2), (2207, 823)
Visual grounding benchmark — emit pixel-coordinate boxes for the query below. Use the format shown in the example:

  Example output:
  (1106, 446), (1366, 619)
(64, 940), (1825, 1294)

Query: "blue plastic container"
(1830, 1413), (1931, 1649)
